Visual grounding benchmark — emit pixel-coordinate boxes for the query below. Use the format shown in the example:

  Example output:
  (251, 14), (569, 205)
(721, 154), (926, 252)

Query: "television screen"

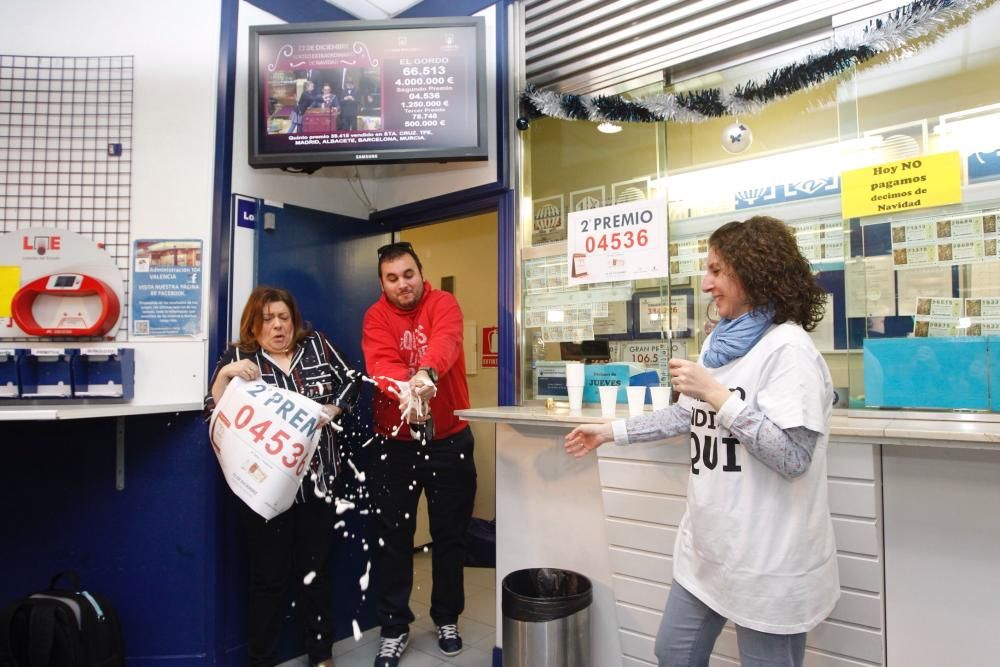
(248, 16), (488, 168)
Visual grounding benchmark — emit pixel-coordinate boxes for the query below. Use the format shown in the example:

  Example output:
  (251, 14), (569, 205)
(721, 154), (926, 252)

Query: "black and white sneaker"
(373, 632), (408, 667)
(437, 624), (463, 657)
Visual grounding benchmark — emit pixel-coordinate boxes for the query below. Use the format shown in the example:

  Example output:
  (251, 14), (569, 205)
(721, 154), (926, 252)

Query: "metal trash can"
(502, 568), (592, 667)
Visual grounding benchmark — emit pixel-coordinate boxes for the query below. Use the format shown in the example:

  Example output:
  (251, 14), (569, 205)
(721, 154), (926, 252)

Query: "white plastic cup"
(565, 362), (585, 386)
(650, 386), (672, 411)
(567, 385), (584, 412)
(598, 385), (619, 418)
(626, 386), (647, 416)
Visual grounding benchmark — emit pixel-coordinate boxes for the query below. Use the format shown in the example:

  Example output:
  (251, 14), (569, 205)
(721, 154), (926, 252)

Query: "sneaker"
(437, 624), (463, 657)
(373, 632), (408, 667)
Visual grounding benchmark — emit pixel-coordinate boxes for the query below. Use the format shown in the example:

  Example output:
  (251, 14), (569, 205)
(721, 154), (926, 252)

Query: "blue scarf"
(703, 305), (775, 368)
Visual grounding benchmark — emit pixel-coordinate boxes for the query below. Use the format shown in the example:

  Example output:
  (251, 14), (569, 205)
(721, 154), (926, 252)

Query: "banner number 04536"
(584, 229), (648, 253)
(232, 404), (309, 475)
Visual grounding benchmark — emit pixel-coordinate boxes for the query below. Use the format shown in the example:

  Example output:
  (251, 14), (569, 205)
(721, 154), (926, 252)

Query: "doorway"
(400, 211), (499, 534)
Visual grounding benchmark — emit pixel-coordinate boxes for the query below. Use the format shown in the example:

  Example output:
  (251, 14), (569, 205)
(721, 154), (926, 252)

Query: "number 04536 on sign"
(567, 198), (668, 286)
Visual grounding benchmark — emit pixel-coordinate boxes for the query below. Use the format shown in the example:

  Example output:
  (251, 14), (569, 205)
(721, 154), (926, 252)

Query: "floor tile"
(464, 567), (496, 591)
(454, 617), (493, 648)
(282, 556), (497, 667)
(460, 589), (496, 627)
(334, 626), (380, 657)
(440, 644), (492, 667)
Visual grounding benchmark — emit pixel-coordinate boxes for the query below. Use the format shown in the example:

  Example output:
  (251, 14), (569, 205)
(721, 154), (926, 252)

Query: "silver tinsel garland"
(521, 0), (992, 124)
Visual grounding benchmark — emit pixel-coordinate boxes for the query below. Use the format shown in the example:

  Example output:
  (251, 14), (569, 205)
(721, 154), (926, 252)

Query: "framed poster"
(532, 194), (565, 246)
(570, 186), (606, 212)
(612, 176), (650, 204)
(591, 299), (631, 339)
(131, 239), (203, 337)
(633, 289), (693, 338)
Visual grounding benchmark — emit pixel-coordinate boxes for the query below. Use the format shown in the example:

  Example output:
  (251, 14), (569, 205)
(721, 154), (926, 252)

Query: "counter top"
(0, 402), (203, 420)
(457, 406), (1000, 450)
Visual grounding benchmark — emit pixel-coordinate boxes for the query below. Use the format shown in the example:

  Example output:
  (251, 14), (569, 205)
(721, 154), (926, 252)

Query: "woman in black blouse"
(206, 285), (361, 667)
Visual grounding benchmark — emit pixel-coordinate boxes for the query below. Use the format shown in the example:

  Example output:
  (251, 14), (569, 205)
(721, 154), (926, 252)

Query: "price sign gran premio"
(566, 198), (669, 286)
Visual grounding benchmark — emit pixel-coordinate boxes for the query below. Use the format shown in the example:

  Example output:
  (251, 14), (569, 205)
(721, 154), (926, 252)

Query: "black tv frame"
(248, 16), (489, 169)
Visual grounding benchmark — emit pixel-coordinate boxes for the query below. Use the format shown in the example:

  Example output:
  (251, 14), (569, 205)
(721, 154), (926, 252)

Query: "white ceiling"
(323, 0), (423, 19)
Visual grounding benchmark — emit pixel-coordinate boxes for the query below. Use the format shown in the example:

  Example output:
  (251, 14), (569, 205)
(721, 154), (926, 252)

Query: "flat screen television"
(248, 16), (488, 169)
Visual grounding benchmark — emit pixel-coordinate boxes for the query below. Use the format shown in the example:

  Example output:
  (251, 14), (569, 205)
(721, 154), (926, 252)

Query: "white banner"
(567, 198), (669, 285)
(210, 377), (326, 520)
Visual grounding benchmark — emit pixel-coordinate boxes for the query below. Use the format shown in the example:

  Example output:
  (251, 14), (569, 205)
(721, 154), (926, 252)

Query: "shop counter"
(460, 405), (1000, 667)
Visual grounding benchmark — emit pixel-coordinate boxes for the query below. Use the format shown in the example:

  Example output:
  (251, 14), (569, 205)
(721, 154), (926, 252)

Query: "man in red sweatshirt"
(362, 241), (476, 667)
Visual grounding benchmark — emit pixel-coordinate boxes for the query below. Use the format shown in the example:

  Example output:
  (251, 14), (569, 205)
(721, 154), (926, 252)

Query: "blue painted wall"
(256, 201), (390, 652)
(0, 413), (224, 665)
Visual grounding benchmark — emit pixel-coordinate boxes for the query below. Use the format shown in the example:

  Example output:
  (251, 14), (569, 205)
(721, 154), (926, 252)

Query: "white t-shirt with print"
(674, 322), (839, 634)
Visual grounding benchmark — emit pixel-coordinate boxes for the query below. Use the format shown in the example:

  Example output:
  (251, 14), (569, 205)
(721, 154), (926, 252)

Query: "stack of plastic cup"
(598, 385), (619, 418)
(565, 362), (585, 412)
(650, 386), (671, 411)
(626, 386), (647, 416)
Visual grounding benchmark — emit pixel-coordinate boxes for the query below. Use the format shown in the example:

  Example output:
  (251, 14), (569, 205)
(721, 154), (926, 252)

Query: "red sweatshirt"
(362, 281), (470, 439)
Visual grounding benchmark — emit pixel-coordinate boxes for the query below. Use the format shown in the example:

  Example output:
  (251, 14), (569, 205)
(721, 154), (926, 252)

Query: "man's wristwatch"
(419, 367), (438, 383)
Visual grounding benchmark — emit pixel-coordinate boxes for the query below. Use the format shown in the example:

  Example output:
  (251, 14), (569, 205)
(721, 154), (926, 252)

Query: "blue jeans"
(654, 581), (806, 667)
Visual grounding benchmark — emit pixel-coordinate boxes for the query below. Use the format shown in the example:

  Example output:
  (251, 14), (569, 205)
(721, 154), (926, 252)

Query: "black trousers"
(371, 426), (477, 637)
(238, 496), (337, 666)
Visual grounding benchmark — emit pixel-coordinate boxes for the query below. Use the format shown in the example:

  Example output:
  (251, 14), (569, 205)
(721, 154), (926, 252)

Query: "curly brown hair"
(235, 285), (312, 353)
(708, 216), (826, 331)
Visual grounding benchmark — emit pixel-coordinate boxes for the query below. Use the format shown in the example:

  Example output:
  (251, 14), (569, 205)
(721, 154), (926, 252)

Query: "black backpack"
(0, 571), (124, 667)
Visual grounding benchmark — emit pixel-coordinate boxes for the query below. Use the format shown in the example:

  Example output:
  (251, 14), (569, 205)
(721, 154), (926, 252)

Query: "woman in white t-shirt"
(565, 216), (837, 667)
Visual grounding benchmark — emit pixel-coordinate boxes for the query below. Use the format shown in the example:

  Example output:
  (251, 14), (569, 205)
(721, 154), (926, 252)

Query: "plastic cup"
(626, 386), (647, 416)
(650, 386), (671, 411)
(598, 385), (619, 418)
(567, 385), (584, 412)
(565, 362), (585, 386)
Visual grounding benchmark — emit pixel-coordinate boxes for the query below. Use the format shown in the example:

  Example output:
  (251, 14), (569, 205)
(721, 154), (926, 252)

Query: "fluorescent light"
(597, 122), (622, 134)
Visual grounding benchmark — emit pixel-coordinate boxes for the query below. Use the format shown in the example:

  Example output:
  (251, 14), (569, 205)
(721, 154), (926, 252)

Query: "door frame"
(371, 184), (517, 405)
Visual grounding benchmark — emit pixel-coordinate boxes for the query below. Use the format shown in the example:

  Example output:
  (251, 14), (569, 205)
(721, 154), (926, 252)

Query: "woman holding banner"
(564, 217), (837, 667)
(206, 285), (361, 667)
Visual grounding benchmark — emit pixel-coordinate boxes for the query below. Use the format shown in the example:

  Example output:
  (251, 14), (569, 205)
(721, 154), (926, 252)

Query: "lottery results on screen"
(251, 18), (486, 165)
(210, 378), (326, 519)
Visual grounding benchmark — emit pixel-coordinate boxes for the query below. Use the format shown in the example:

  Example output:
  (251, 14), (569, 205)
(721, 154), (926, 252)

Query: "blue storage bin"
(19, 348), (76, 398)
(0, 348), (20, 398)
(863, 337), (989, 410)
(71, 347), (135, 399)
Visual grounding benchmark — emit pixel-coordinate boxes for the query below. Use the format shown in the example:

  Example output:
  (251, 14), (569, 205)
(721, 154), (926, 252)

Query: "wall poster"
(131, 239), (203, 336)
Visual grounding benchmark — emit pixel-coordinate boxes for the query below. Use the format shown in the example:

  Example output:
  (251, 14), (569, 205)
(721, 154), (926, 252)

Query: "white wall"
(1, 0), (222, 408)
(232, 2), (372, 219)
(363, 4), (501, 212)
(231, 2), (501, 217)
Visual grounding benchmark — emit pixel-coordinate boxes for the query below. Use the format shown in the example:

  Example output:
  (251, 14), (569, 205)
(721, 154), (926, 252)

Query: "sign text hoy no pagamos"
(567, 198), (669, 286)
(210, 377), (325, 519)
(841, 151), (962, 219)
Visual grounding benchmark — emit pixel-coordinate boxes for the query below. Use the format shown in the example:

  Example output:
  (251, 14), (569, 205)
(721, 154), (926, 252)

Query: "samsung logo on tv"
(355, 153), (379, 160)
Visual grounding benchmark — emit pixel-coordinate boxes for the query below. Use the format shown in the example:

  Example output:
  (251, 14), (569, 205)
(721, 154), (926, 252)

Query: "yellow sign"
(0, 266), (20, 318)
(841, 151), (962, 219)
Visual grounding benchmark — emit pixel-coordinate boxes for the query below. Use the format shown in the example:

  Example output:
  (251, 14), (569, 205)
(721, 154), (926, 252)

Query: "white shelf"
(0, 402), (203, 421)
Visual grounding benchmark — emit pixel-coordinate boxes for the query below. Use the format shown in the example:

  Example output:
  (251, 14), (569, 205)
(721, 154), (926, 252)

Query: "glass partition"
(519, 3), (1000, 413)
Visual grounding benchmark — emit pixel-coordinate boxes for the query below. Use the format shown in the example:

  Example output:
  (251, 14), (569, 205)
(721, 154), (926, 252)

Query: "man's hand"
(409, 369), (437, 401)
(396, 381), (431, 423)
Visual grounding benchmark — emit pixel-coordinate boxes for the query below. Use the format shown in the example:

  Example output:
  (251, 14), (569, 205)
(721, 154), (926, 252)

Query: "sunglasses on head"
(377, 241), (414, 258)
